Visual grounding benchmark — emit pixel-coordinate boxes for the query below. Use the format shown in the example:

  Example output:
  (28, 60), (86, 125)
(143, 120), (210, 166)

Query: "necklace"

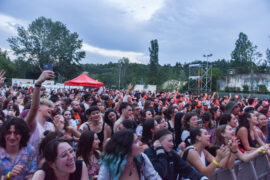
(126, 161), (134, 176)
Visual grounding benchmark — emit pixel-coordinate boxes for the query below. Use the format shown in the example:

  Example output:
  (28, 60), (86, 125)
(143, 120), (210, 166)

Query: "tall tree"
(148, 39), (159, 84)
(7, 16), (85, 81)
(231, 32), (262, 74)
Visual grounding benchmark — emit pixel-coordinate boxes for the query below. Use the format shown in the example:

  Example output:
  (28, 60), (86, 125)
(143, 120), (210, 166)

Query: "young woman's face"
(189, 115), (199, 129)
(258, 114), (267, 127)
(228, 114), (238, 128)
(5, 125), (22, 148)
(224, 125), (235, 139)
(53, 142), (76, 174)
(159, 119), (168, 129)
(198, 129), (210, 146)
(160, 134), (174, 152)
(131, 135), (143, 157)
(92, 134), (100, 150)
(108, 112), (117, 122)
(145, 111), (153, 120)
(63, 111), (72, 121)
(248, 113), (258, 125)
(90, 110), (100, 122)
(215, 109), (221, 119)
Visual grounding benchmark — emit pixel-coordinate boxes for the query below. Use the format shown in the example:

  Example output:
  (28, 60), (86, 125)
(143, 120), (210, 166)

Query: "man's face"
(232, 105), (240, 116)
(72, 101), (80, 112)
(123, 105), (133, 119)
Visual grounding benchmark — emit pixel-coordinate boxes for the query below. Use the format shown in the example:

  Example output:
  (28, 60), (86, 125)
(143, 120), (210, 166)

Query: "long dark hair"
(42, 139), (71, 180)
(141, 118), (155, 146)
(76, 130), (99, 167)
(104, 108), (118, 130)
(183, 112), (198, 130)
(101, 130), (135, 179)
(190, 127), (204, 145)
(103, 129), (134, 157)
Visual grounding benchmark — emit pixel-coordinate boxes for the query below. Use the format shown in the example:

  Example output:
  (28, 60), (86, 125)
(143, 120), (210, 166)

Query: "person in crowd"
(0, 117), (37, 180)
(61, 97), (71, 112)
(154, 115), (168, 129)
(215, 124), (269, 162)
(32, 139), (89, 180)
(113, 102), (133, 132)
(63, 110), (77, 130)
(81, 106), (104, 148)
(26, 70), (56, 150)
(98, 129), (161, 180)
(181, 112), (200, 146)
(255, 113), (268, 142)
(209, 106), (221, 127)
(76, 131), (100, 179)
(132, 104), (141, 124)
(38, 131), (64, 168)
(53, 114), (81, 143)
(201, 112), (215, 144)
(183, 127), (230, 177)
(1, 97), (14, 117)
(219, 113), (238, 128)
(103, 108), (118, 142)
(136, 108), (154, 137)
(71, 100), (85, 129)
(141, 118), (160, 150)
(237, 111), (265, 151)
(144, 129), (208, 180)
(117, 119), (138, 132)
(225, 101), (240, 117)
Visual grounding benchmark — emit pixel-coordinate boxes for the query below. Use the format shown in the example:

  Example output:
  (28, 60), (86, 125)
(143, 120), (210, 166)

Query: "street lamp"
(203, 54), (213, 91)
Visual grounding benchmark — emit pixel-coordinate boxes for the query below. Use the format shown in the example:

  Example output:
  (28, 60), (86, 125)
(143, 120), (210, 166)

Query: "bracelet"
(35, 84), (41, 87)
(231, 149), (237, 154)
(258, 148), (266, 154)
(212, 159), (220, 166)
(6, 171), (11, 179)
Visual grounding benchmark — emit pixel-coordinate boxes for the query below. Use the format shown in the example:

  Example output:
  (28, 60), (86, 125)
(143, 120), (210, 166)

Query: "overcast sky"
(0, 0), (270, 65)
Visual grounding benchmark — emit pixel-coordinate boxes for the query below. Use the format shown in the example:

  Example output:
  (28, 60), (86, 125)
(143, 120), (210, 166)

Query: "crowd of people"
(0, 69), (270, 180)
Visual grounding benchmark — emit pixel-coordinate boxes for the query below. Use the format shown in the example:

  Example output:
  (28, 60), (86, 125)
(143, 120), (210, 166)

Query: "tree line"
(1, 17), (270, 91)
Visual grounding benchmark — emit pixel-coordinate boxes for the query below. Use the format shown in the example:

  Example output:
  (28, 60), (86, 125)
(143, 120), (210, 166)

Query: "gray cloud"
(0, 0), (269, 65)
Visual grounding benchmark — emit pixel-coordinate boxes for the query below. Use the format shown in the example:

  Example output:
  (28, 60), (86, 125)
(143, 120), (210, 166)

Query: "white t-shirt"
(28, 121), (55, 150)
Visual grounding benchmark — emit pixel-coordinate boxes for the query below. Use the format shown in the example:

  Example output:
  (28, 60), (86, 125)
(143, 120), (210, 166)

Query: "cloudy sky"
(0, 0), (270, 65)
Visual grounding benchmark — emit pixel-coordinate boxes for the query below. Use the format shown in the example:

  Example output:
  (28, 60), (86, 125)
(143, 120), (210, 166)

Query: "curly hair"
(0, 117), (30, 148)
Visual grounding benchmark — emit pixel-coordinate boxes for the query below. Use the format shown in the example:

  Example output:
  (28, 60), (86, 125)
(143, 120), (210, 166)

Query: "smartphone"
(43, 64), (53, 71)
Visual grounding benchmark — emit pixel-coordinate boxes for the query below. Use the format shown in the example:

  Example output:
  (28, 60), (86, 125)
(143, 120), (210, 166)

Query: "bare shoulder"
(32, 170), (45, 180)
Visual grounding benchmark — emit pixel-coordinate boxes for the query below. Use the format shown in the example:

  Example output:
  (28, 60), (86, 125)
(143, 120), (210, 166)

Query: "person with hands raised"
(144, 129), (208, 180)
(26, 70), (56, 150)
(183, 127), (229, 178)
(216, 124), (270, 163)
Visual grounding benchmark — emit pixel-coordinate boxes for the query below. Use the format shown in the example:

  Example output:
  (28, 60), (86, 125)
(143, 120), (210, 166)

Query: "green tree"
(0, 49), (16, 80)
(231, 32), (262, 74)
(148, 39), (159, 85)
(7, 16), (85, 81)
(211, 67), (223, 91)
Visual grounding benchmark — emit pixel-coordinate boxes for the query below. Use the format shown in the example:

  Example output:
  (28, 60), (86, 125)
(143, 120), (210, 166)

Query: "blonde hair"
(40, 98), (54, 108)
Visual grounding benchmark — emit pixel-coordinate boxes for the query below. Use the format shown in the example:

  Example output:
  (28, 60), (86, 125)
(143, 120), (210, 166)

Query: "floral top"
(88, 162), (99, 178)
(0, 144), (37, 180)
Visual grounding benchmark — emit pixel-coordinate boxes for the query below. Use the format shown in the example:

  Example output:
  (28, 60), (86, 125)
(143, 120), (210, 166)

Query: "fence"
(209, 154), (270, 180)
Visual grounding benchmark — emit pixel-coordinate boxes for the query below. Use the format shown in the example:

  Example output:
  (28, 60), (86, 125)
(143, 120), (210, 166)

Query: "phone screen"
(43, 64), (53, 71)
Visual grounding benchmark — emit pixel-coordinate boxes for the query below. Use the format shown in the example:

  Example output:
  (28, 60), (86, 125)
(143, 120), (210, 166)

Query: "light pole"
(203, 54), (213, 92)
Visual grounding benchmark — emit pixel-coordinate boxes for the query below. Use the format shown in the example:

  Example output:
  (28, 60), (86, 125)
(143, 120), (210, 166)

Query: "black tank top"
(86, 123), (104, 147)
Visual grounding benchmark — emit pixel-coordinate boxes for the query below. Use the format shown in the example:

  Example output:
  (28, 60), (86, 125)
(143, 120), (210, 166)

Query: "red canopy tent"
(64, 73), (104, 87)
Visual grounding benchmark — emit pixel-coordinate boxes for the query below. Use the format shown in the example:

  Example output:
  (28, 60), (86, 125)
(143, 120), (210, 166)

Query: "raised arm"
(26, 71), (54, 132)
